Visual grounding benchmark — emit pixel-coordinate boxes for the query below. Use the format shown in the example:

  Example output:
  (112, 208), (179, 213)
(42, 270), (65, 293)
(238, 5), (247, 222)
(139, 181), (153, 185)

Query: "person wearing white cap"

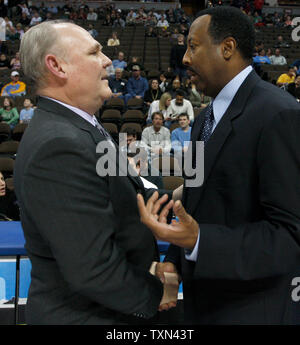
(0, 70), (26, 97)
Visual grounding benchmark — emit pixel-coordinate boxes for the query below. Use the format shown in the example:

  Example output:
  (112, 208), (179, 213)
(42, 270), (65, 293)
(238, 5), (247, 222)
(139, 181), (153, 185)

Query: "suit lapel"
(37, 97), (144, 191)
(185, 70), (261, 215)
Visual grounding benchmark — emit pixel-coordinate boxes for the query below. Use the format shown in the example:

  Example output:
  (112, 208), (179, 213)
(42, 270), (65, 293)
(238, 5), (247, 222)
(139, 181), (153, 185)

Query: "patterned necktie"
(200, 102), (214, 144)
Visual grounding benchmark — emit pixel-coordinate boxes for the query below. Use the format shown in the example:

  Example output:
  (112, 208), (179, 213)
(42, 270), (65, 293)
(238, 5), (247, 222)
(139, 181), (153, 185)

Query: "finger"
(173, 200), (190, 224)
(146, 190), (159, 214)
(152, 193), (169, 216)
(158, 199), (174, 223)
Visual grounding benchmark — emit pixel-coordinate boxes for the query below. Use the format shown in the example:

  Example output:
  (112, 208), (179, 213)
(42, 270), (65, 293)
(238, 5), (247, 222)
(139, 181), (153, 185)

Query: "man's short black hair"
(196, 6), (255, 61)
(175, 89), (185, 97)
(124, 128), (137, 137)
(178, 113), (189, 120)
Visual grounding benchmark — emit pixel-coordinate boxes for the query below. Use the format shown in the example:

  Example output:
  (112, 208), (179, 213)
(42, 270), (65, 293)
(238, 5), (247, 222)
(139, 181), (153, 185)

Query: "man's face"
(24, 99), (32, 107)
(127, 134), (136, 147)
(175, 95), (184, 106)
(275, 49), (280, 56)
(152, 114), (163, 128)
(295, 76), (300, 87)
(178, 116), (190, 129)
(11, 75), (19, 83)
(183, 15), (226, 98)
(288, 68), (295, 77)
(55, 24), (112, 113)
(115, 69), (122, 79)
(132, 69), (140, 78)
(118, 52), (124, 61)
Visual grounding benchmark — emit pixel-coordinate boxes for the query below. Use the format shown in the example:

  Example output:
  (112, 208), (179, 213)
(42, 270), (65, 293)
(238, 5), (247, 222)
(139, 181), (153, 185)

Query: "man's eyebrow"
(89, 43), (102, 53)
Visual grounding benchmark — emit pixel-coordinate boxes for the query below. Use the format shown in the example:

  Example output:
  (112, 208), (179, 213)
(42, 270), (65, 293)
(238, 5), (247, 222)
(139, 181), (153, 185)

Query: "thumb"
(173, 200), (189, 223)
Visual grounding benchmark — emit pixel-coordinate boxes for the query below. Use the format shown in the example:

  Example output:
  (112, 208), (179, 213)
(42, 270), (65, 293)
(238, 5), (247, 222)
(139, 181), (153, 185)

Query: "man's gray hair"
(20, 20), (70, 89)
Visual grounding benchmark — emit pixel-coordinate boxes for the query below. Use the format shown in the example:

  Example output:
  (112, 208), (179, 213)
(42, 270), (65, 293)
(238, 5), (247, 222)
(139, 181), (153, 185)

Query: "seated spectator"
(165, 89), (194, 128)
(87, 24), (98, 39)
(171, 113), (191, 154)
(179, 13), (191, 27)
(107, 32), (120, 46)
(143, 79), (163, 108)
(0, 171), (20, 220)
(157, 15), (169, 28)
(276, 67), (296, 88)
(170, 34), (187, 80)
(120, 128), (140, 154)
(272, 12), (282, 27)
(0, 97), (19, 127)
(0, 53), (10, 70)
(126, 10), (137, 26)
(103, 13), (113, 26)
(145, 26), (157, 37)
(287, 74), (300, 102)
(15, 23), (24, 40)
(77, 7), (87, 20)
(188, 82), (211, 108)
(20, 98), (35, 124)
(171, 27), (180, 42)
(159, 72), (170, 93)
(274, 35), (290, 49)
(113, 13), (125, 28)
(10, 51), (21, 70)
(19, 12), (31, 27)
(0, 40), (8, 55)
(125, 65), (149, 103)
(144, 15), (157, 28)
(167, 77), (184, 98)
(179, 23), (188, 37)
(112, 51), (127, 70)
(283, 15), (293, 27)
(253, 49), (271, 66)
(87, 8), (98, 21)
(126, 56), (144, 72)
(147, 92), (172, 124)
(30, 11), (42, 26)
(1, 71), (26, 97)
(266, 48), (272, 58)
(270, 48), (287, 66)
(4, 16), (15, 40)
(108, 68), (127, 100)
(141, 112), (171, 158)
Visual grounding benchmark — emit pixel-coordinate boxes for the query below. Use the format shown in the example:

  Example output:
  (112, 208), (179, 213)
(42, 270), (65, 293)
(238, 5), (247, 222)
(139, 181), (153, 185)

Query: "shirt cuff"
(185, 227), (200, 262)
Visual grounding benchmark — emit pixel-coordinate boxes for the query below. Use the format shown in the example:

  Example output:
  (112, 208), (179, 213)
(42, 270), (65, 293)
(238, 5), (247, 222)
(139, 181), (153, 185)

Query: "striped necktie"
(94, 118), (111, 139)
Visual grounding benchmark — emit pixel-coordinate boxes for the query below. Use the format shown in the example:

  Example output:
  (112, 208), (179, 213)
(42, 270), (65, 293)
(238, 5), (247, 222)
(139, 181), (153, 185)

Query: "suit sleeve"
(22, 136), (163, 318)
(194, 109), (300, 280)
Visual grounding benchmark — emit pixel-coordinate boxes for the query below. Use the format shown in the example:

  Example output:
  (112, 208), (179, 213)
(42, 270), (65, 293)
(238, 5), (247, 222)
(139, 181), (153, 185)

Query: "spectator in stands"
(0, 171), (20, 221)
(157, 15), (169, 28)
(167, 77), (184, 98)
(69, 9), (78, 21)
(125, 65), (149, 103)
(141, 111), (171, 158)
(1, 71), (26, 97)
(19, 98), (35, 124)
(144, 14), (157, 28)
(87, 23), (98, 39)
(276, 66), (296, 88)
(171, 27), (180, 42)
(170, 34), (187, 79)
(4, 16), (15, 40)
(171, 113), (191, 154)
(165, 89), (194, 128)
(18, 2), (30, 17)
(145, 26), (157, 37)
(147, 92), (172, 124)
(179, 13), (191, 27)
(143, 79), (163, 108)
(179, 23), (189, 37)
(126, 56), (144, 72)
(159, 72), (170, 93)
(126, 9), (136, 26)
(87, 7), (98, 21)
(112, 51), (127, 70)
(287, 74), (300, 102)
(15, 23), (24, 40)
(253, 49), (271, 66)
(10, 51), (21, 70)
(113, 13), (125, 28)
(283, 15), (293, 27)
(187, 81), (211, 108)
(0, 97), (19, 127)
(274, 35), (290, 49)
(120, 127), (140, 154)
(77, 7), (87, 20)
(270, 48), (287, 66)
(30, 11), (42, 26)
(107, 31), (120, 46)
(19, 12), (30, 27)
(254, 0), (264, 15)
(108, 68), (127, 100)
(0, 53), (9, 70)
(271, 12), (282, 28)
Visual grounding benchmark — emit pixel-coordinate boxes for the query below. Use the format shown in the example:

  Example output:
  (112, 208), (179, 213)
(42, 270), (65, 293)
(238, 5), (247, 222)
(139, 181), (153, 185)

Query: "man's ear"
(222, 37), (237, 60)
(44, 54), (67, 80)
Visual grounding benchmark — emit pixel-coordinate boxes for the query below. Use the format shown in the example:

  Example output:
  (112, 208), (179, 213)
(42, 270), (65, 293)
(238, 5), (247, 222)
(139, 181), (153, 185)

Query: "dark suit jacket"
(165, 70), (300, 324)
(14, 97), (163, 325)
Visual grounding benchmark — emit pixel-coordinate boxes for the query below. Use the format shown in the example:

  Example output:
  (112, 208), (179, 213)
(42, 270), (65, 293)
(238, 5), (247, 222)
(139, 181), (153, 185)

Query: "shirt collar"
(212, 65), (253, 124)
(43, 96), (97, 127)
